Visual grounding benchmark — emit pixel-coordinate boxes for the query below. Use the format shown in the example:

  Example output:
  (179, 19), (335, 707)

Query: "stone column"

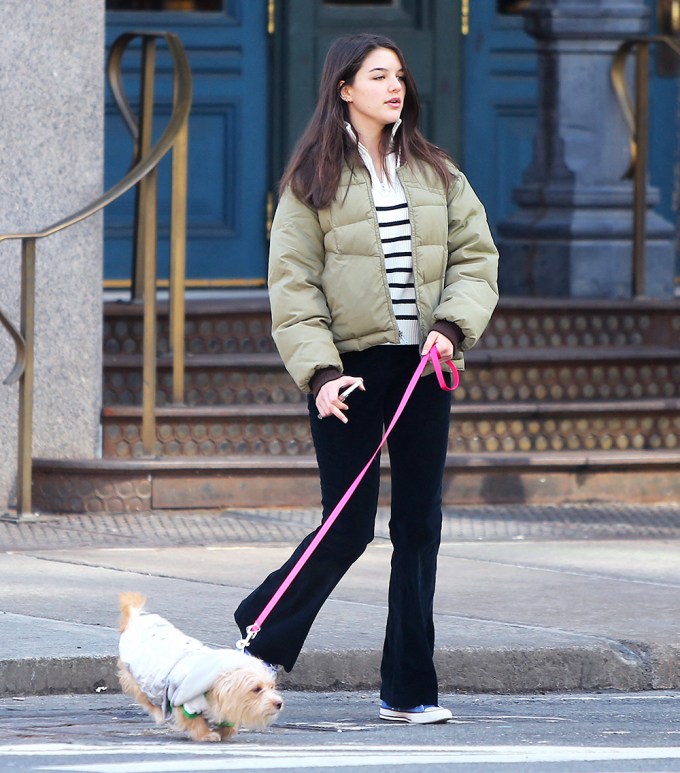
(0, 1), (104, 513)
(497, 0), (676, 298)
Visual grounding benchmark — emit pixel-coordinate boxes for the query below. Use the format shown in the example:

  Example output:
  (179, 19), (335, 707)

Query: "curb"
(0, 656), (117, 698)
(3, 642), (680, 698)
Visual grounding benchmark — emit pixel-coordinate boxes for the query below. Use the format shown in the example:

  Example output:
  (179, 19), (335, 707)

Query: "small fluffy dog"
(117, 592), (283, 742)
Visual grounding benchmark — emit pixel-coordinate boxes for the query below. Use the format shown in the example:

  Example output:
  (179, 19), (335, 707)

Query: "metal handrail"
(0, 31), (192, 519)
(611, 34), (680, 298)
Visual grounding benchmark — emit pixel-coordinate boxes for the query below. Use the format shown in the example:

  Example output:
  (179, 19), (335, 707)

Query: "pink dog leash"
(236, 345), (459, 651)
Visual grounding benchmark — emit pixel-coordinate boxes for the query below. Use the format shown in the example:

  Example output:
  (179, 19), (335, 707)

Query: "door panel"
(272, 0), (462, 184)
(105, 0), (268, 286)
(648, 1), (680, 273)
(462, 3), (537, 237)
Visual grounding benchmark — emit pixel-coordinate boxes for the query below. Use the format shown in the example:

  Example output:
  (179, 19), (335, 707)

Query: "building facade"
(103, 0), (680, 290)
(1, 0), (678, 512)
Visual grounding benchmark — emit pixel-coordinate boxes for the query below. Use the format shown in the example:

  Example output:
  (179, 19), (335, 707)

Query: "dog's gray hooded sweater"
(119, 608), (250, 720)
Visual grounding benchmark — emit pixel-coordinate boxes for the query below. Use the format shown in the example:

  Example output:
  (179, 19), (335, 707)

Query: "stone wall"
(0, 1), (104, 512)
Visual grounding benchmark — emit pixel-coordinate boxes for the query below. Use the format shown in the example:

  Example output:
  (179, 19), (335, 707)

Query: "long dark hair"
(279, 33), (454, 209)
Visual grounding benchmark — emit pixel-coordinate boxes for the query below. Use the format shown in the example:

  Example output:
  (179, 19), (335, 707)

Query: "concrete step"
(100, 398), (680, 459)
(32, 450), (680, 513)
(103, 295), (680, 356)
(102, 347), (680, 407)
(104, 296), (277, 358)
(35, 295), (675, 515)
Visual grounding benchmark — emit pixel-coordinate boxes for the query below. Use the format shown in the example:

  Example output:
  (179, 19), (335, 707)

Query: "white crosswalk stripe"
(3, 743), (680, 772)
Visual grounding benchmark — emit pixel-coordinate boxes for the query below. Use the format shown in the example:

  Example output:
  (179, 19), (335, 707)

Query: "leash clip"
(235, 624), (259, 651)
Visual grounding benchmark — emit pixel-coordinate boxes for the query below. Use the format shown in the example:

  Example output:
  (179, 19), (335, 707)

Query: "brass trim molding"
(0, 31), (193, 519)
(103, 277), (266, 289)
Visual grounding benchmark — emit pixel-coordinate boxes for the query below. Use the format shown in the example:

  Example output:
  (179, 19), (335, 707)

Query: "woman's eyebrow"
(368, 66), (405, 74)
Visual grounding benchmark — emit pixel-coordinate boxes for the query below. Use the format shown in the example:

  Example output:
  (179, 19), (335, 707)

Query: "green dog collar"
(179, 705), (233, 728)
(180, 705), (201, 720)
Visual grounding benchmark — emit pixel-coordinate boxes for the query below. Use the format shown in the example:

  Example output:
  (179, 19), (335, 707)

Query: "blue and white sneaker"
(379, 700), (452, 724)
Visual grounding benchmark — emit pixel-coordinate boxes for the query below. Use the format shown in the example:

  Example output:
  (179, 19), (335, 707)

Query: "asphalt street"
(2, 691), (680, 772)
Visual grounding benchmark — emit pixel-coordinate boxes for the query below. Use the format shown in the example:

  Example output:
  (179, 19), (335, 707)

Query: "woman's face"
(340, 47), (405, 137)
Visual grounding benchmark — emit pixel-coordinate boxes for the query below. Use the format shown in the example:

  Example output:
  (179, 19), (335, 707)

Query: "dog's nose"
(273, 699), (283, 710)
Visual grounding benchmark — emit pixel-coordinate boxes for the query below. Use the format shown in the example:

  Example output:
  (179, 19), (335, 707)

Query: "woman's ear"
(338, 81), (351, 103)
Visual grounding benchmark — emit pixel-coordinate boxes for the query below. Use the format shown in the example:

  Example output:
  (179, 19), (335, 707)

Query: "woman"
(235, 33), (498, 724)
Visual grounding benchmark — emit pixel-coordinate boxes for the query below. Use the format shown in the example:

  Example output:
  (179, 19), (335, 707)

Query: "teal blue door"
(461, 3), (538, 236)
(105, 0), (269, 287)
(646, 2), (680, 273)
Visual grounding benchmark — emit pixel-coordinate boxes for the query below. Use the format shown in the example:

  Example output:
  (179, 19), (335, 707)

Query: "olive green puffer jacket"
(268, 160), (499, 393)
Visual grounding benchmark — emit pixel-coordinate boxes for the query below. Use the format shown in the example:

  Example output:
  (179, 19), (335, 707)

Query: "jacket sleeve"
(433, 170), (499, 352)
(268, 188), (343, 393)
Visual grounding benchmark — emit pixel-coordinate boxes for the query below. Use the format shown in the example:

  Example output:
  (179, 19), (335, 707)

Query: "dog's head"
(205, 660), (283, 730)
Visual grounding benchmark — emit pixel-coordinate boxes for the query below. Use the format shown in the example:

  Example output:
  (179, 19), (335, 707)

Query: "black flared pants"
(234, 344), (452, 708)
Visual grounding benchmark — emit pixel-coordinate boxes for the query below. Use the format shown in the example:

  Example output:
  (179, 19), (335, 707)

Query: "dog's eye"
(252, 685), (263, 694)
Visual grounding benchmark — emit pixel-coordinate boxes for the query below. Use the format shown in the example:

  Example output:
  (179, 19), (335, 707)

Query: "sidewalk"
(1, 503), (680, 697)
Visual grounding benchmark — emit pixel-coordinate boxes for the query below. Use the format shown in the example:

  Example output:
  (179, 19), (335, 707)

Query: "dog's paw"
(195, 729), (221, 743)
(218, 724), (237, 741)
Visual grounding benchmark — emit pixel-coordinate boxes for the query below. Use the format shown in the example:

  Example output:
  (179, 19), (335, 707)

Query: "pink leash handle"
(236, 345), (459, 650)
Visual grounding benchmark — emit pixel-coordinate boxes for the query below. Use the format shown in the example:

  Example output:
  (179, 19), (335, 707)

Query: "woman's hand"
(422, 331), (454, 362)
(316, 376), (366, 423)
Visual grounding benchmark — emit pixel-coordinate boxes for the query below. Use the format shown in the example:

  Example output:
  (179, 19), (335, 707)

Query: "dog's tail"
(118, 591), (147, 633)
